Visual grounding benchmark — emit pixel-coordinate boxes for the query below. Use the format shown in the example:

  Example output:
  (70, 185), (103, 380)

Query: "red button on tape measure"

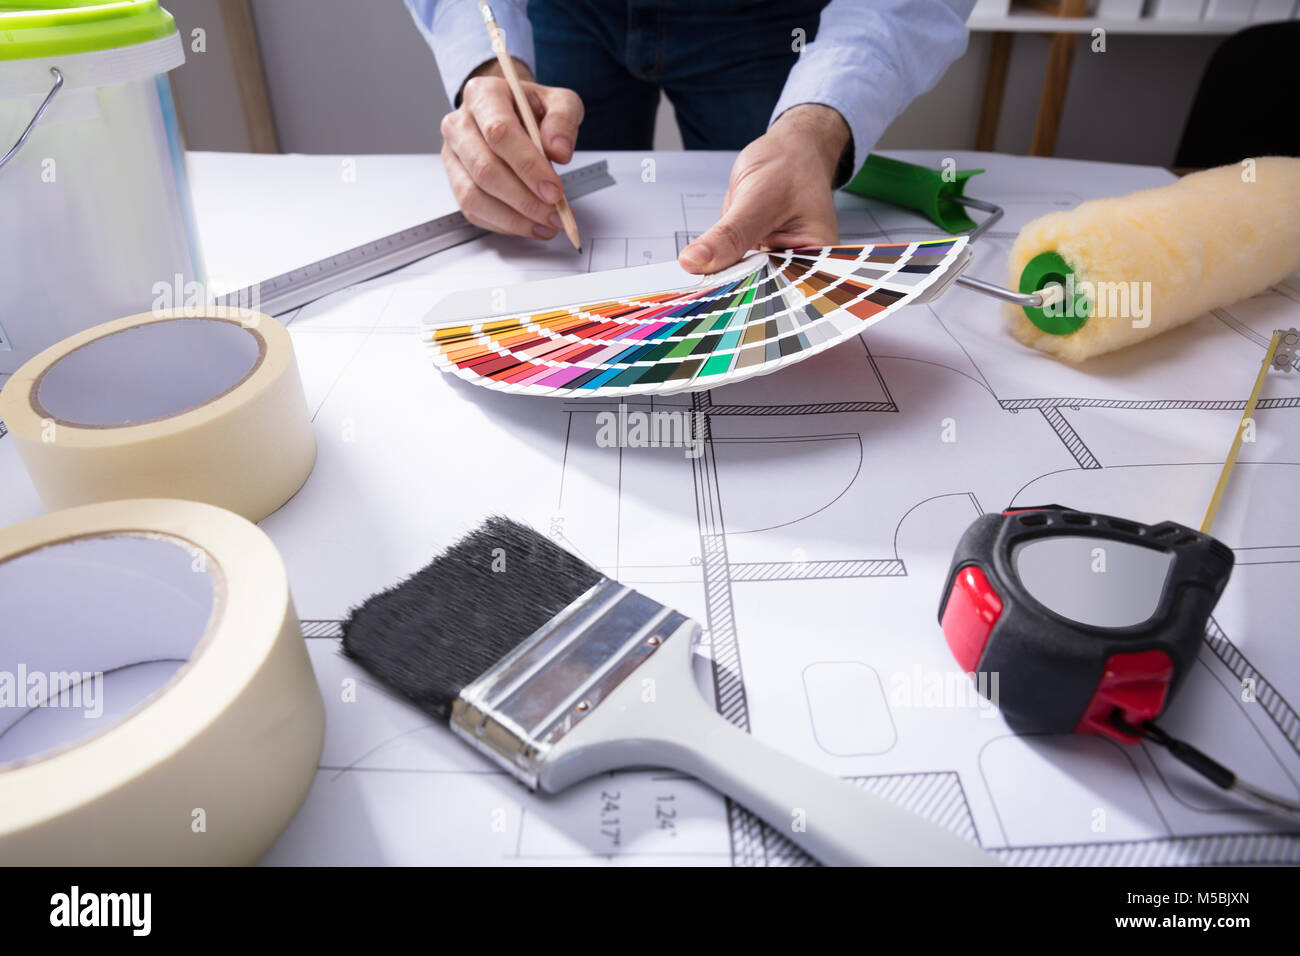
(939, 565), (1003, 673)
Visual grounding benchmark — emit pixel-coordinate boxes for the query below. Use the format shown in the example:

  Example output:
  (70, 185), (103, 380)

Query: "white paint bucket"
(0, 1), (200, 374)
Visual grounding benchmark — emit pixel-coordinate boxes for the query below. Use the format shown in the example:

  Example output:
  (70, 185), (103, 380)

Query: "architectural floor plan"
(2, 151), (1296, 865)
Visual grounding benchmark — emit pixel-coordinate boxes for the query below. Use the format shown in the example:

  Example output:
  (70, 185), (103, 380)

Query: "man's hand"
(440, 59), (584, 239)
(679, 104), (850, 274)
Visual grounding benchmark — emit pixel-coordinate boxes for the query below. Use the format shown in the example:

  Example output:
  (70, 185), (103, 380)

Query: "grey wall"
(250, 0), (450, 153)
(166, 0), (258, 151)
(924, 31), (1222, 165)
(165, 0), (1223, 166)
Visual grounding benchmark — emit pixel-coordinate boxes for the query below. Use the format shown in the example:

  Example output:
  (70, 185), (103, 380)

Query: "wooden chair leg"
(976, 31), (1013, 152)
(1030, 32), (1079, 157)
(218, 0), (281, 154)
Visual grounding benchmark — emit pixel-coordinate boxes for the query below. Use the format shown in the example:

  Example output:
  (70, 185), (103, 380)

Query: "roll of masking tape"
(0, 308), (316, 522)
(0, 498), (324, 865)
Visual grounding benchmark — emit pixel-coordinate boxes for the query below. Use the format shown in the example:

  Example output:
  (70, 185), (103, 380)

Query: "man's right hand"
(440, 60), (584, 240)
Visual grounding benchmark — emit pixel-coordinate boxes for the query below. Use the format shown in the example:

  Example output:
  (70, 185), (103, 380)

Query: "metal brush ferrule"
(450, 578), (687, 789)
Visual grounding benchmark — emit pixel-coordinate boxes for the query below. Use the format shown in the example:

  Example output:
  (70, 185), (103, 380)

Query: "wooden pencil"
(477, 1), (581, 251)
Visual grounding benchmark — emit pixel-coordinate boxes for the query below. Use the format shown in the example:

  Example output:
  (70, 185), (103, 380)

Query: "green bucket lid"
(0, 0), (177, 61)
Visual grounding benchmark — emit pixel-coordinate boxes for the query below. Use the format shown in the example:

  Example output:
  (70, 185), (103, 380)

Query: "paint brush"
(341, 516), (997, 866)
(477, 1), (581, 252)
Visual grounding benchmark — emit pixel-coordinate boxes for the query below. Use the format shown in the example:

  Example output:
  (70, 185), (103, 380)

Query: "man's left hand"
(679, 104), (851, 274)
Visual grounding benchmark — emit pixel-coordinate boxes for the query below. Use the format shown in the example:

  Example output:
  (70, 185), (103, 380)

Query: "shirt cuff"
(769, 46), (906, 187)
(406, 0), (537, 107)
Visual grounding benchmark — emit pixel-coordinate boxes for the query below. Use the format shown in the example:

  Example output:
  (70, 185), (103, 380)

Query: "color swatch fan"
(424, 238), (970, 397)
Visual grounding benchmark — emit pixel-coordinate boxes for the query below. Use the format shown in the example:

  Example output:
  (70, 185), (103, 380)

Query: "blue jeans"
(529, 0), (829, 150)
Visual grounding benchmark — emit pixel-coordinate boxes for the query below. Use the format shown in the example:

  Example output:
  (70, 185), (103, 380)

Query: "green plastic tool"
(844, 154), (988, 236)
(844, 154), (1084, 335)
(1018, 251), (1089, 334)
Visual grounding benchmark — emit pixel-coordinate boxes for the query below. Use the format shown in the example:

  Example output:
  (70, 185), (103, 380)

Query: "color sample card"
(426, 238), (968, 397)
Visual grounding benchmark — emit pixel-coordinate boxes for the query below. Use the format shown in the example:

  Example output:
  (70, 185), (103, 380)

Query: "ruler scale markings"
(216, 161), (614, 316)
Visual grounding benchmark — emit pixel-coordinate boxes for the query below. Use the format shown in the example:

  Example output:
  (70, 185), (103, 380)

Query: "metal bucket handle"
(0, 68), (64, 172)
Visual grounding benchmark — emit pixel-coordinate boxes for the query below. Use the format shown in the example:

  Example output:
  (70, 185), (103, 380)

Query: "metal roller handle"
(954, 272), (1060, 309)
(949, 194), (1004, 242)
(0, 68), (64, 173)
(946, 196), (1061, 309)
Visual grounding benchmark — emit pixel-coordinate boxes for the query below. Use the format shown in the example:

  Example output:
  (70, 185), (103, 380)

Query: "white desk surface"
(5, 150), (1298, 866)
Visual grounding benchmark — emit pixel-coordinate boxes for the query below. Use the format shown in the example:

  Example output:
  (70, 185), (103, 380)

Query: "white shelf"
(967, 10), (1283, 32)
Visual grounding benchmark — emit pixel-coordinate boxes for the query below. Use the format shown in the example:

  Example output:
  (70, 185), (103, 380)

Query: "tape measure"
(938, 330), (1295, 733)
(938, 504), (1233, 742)
(214, 160), (616, 317)
(936, 333), (1300, 820)
(937, 504), (1300, 819)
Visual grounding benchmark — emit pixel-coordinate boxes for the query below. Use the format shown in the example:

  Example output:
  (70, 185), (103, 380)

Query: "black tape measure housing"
(937, 505), (1234, 740)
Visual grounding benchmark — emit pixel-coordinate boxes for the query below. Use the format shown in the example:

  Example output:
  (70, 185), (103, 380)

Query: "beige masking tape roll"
(0, 498), (325, 865)
(0, 308), (316, 522)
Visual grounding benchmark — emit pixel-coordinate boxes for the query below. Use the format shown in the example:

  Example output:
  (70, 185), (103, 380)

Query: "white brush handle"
(541, 622), (998, 867)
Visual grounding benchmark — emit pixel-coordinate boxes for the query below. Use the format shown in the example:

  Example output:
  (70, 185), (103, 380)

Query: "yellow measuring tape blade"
(1200, 331), (1281, 534)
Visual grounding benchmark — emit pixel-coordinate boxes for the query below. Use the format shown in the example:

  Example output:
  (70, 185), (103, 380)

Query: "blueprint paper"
(2, 151), (1297, 865)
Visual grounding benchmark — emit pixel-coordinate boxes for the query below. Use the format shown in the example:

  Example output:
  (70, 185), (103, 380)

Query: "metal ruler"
(215, 159), (615, 316)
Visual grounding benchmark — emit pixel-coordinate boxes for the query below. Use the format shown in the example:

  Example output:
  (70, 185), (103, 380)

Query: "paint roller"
(846, 155), (1300, 362)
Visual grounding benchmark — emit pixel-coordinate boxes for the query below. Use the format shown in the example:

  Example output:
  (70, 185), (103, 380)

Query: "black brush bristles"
(340, 516), (606, 721)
